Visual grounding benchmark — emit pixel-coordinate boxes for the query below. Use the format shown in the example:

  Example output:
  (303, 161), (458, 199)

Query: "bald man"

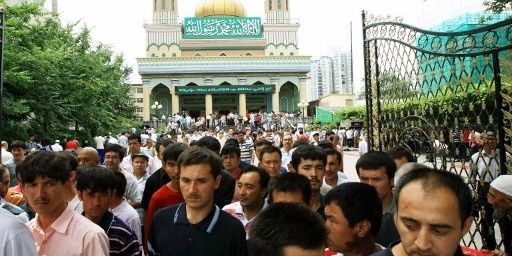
(77, 147), (100, 167)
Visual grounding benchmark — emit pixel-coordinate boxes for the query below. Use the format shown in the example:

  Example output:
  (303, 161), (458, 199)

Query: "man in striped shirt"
(77, 166), (142, 256)
(236, 130), (254, 164)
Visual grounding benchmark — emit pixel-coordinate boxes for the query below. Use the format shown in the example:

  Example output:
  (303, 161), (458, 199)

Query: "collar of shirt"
(173, 203), (220, 234)
(97, 211), (115, 234)
(35, 206), (75, 234)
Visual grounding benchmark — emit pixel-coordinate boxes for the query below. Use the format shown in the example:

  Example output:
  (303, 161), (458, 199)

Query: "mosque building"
(136, 0), (311, 121)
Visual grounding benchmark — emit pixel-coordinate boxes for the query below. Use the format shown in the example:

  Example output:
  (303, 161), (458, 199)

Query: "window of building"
(277, 0), (282, 9)
(172, 53), (177, 57)
(269, 0), (272, 10)
(290, 52), (294, 56)
(270, 52), (274, 56)
(151, 53), (156, 57)
(161, 0), (166, 10)
(136, 98), (143, 103)
(136, 88), (143, 93)
(162, 53), (166, 57)
(280, 52), (284, 56)
(136, 107), (144, 113)
(346, 99), (354, 106)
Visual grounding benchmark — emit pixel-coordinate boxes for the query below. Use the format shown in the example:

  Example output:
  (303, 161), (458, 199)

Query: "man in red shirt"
(145, 143), (189, 247)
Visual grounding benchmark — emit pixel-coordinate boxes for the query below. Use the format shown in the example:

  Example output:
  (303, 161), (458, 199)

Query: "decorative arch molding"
(220, 81), (232, 85)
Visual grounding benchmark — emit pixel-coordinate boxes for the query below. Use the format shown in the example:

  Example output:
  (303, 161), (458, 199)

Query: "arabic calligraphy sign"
(176, 85), (274, 95)
(183, 17), (263, 39)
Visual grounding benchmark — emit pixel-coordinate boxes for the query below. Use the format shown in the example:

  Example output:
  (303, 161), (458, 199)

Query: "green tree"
(484, 0), (512, 13)
(1, 1), (136, 145)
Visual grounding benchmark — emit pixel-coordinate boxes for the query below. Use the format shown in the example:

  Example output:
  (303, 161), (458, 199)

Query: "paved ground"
(342, 148), (361, 182)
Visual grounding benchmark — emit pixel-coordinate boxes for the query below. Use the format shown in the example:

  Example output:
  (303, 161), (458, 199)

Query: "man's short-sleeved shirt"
(239, 140), (254, 163)
(97, 211), (141, 256)
(150, 203), (247, 256)
(30, 207), (109, 256)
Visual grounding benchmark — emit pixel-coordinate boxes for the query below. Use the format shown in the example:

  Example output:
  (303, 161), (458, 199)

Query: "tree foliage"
(484, 0), (512, 13)
(1, 1), (136, 144)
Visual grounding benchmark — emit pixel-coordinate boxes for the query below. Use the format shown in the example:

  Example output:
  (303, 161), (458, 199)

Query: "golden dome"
(195, 0), (246, 17)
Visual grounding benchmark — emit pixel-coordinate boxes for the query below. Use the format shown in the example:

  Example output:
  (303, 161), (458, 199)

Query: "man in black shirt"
(371, 168), (472, 256)
(149, 147), (246, 256)
(141, 139), (174, 211)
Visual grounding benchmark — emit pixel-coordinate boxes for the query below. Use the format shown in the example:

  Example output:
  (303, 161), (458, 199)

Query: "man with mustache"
(371, 168), (472, 256)
(290, 144), (327, 217)
(222, 166), (270, 239)
(149, 147), (247, 256)
(19, 151), (109, 255)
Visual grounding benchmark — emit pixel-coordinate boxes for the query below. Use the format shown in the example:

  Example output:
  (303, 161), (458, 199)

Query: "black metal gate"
(363, 12), (512, 250)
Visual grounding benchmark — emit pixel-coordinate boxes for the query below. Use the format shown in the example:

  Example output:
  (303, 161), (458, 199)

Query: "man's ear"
(354, 220), (371, 238)
(287, 163), (295, 173)
(214, 175), (222, 189)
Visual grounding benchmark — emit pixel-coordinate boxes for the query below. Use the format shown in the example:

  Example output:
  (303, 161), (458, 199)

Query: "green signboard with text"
(183, 17), (263, 39)
(176, 85), (274, 95)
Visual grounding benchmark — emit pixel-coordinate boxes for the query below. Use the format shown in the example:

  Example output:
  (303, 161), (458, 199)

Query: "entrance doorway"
(213, 94), (238, 114)
(180, 95), (205, 118)
(247, 94), (268, 113)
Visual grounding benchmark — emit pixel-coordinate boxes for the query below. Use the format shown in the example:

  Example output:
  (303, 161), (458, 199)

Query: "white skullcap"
(490, 175), (512, 197)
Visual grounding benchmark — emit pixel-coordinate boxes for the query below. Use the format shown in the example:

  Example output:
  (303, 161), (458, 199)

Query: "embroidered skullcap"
(490, 175), (512, 197)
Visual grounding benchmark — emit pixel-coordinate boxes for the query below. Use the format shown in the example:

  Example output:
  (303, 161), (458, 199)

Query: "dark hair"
(128, 134), (142, 144)
(61, 151), (78, 171)
(290, 145), (327, 171)
(177, 147), (222, 178)
(19, 151), (72, 184)
(155, 138), (174, 154)
(105, 143), (126, 159)
(248, 203), (326, 256)
(76, 166), (115, 193)
(255, 139), (273, 148)
(220, 143), (241, 158)
(189, 140), (199, 147)
(163, 143), (189, 163)
(325, 182), (382, 236)
(259, 145), (281, 161)
(11, 140), (27, 150)
(111, 171), (127, 197)
(224, 138), (239, 147)
(317, 140), (334, 150)
(387, 146), (415, 163)
(196, 136), (221, 155)
(268, 172), (311, 205)
(355, 151), (396, 181)
(395, 168), (472, 226)
(243, 166), (271, 191)
(292, 140), (308, 149)
(324, 148), (342, 165)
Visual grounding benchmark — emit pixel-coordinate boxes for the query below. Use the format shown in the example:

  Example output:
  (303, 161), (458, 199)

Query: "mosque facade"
(136, 0), (311, 121)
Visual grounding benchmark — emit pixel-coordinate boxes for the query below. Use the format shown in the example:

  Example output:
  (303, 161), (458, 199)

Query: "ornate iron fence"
(363, 12), (512, 250)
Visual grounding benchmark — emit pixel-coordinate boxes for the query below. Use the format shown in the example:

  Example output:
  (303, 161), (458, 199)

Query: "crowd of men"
(0, 126), (510, 256)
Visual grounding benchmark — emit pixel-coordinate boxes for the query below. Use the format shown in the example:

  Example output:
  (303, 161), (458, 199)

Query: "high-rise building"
(308, 50), (353, 101)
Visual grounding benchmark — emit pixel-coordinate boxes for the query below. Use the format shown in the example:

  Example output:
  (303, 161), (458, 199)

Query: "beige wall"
(318, 94), (357, 109)
(181, 49), (265, 57)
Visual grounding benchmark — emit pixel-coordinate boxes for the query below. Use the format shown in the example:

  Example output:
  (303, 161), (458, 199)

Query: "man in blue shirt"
(149, 147), (247, 256)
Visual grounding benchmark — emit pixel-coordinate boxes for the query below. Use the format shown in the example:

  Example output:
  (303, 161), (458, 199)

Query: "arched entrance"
(279, 82), (299, 113)
(180, 83), (204, 117)
(151, 84), (171, 117)
(247, 81), (269, 113)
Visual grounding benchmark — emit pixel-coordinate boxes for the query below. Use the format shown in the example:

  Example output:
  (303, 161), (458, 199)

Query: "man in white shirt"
(1, 141), (13, 164)
(93, 135), (106, 164)
(50, 140), (63, 152)
(0, 207), (36, 256)
(105, 143), (142, 208)
(223, 167), (270, 239)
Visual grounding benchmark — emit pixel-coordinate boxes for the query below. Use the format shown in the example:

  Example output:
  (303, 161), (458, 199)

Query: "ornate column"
(142, 78), (152, 121)
(239, 94), (247, 116)
(299, 77), (308, 116)
(171, 78), (180, 115)
(270, 77), (280, 113)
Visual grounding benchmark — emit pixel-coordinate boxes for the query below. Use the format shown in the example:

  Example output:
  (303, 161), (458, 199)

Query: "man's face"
(104, 151), (121, 171)
(22, 176), (70, 217)
(488, 187), (512, 212)
(0, 169), (9, 198)
(359, 167), (392, 201)
(272, 191), (306, 205)
(164, 160), (179, 182)
(325, 202), (359, 253)
(79, 189), (112, 222)
(132, 157), (148, 174)
(12, 147), (25, 162)
(222, 153), (240, 172)
(238, 172), (265, 208)
(282, 135), (293, 148)
(313, 134), (320, 142)
(297, 159), (325, 192)
(128, 139), (141, 154)
(260, 152), (281, 178)
(237, 133), (245, 143)
(180, 163), (221, 210)
(395, 181), (472, 256)
(325, 154), (341, 180)
(282, 246), (324, 256)
(77, 151), (99, 167)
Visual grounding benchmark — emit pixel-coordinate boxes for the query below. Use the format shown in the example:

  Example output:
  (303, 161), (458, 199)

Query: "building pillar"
(272, 84), (281, 113)
(239, 94), (247, 116)
(171, 87), (180, 115)
(142, 79), (152, 121)
(299, 77), (308, 117)
(205, 94), (213, 115)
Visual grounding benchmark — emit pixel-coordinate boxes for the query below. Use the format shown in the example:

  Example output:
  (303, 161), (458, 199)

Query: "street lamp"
(297, 101), (309, 125)
(151, 101), (162, 130)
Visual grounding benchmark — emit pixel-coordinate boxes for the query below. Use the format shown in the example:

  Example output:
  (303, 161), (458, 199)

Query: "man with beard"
(291, 145), (327, 217)
(223, 166), (270, 238)
(487, 175), (512, 255)
(325, 182), (384, 255)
